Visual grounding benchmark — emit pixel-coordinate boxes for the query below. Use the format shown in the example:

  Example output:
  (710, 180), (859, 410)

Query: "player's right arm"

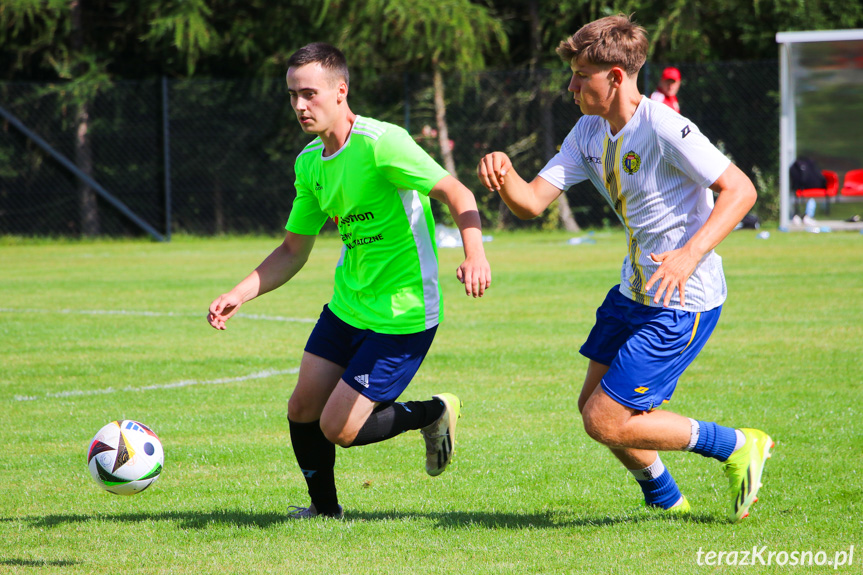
(207, 231), (316, 330)
(476, 152), (562, 219)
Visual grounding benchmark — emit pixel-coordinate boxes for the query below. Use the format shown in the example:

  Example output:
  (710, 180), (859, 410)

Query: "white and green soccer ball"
(87, 420), (164, 495)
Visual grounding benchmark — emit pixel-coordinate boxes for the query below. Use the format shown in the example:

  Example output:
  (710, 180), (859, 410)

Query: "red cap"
(661, 67), (681, 81)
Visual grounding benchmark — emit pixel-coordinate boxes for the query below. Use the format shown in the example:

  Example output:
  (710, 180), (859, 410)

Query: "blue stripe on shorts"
(579, 286), (721, 411)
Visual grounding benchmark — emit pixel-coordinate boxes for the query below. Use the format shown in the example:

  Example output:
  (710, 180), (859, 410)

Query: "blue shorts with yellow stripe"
(579, 286), (721, 411)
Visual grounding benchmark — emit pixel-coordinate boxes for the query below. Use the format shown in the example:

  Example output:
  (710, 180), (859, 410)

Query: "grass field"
(2, 229), (862, 574)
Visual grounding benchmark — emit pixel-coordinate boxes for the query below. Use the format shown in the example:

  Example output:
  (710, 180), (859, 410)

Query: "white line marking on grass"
(0, 308), (315, 323)
(13, 368), (299, 402)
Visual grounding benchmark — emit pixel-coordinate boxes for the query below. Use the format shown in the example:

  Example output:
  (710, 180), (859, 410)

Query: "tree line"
(1, 1), (860, 236)
(3, 0), (861, 83)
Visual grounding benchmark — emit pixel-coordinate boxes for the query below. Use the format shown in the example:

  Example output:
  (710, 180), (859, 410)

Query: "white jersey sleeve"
(655, 114), (730, 189)
(537, 123), (591, 190)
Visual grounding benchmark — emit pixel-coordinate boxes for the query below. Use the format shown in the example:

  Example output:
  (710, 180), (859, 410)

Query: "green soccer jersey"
(286, 116), (450, 334)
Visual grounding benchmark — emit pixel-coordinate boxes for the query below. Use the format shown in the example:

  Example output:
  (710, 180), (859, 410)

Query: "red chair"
(796, 170), (839, 214)
(841, 169), (863, 197)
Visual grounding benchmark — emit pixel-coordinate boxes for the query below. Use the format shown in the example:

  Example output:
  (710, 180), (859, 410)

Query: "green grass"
(2, 230), (862, 574)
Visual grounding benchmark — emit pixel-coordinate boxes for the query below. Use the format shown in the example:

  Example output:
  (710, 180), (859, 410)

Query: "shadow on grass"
(353, 509), (723, 527)
(0, 558), (81, 567)
(12, 508), (723, 530)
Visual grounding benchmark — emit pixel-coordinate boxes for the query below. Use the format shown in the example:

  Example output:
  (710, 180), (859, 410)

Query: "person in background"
(650, 66), (681, 113)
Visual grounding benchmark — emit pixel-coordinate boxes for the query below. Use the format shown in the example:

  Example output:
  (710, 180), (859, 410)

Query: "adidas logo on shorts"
(354, 374), (370, 388)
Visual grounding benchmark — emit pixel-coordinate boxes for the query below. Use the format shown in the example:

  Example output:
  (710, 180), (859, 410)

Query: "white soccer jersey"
(539, 96), (731, 312)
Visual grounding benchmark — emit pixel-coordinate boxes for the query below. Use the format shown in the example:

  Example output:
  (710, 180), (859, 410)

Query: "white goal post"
(776, 29), (863, 229)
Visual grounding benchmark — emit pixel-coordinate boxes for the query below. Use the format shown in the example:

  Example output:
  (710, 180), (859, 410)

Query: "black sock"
(288, 419), (340, 515)
(350, 399), (444, 447)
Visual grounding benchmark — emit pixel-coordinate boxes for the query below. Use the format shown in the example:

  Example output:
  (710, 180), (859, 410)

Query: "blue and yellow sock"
(686, 419), (741, 462)
(629, 456), (683, 510)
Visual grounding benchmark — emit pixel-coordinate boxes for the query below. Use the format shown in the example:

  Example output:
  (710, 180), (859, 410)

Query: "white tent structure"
(776, 29), (863, 230)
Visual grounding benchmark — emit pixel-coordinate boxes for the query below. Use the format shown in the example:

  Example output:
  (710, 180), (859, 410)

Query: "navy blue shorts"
(304, 305), (437, 403)
(579, 286), (721, 411)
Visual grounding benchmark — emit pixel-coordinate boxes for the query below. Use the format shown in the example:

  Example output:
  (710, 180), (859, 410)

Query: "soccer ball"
(87, 420), (164, 495)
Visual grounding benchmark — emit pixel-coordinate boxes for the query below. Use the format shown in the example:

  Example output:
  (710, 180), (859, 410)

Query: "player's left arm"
(645, 162), (757, 307)
(429, 175), (492, 298)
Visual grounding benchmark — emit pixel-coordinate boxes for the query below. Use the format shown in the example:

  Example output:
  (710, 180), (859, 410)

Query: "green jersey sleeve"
(286, 168), (329, 235)
(374, 127), (449, 195)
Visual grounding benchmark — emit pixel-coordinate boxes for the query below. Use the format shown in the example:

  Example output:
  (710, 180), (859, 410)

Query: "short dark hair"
(287, 42), (350, 88)
(556, 14), (648, 76)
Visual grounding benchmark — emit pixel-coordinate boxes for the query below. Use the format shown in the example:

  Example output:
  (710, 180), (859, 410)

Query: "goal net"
(777, 29), (863, 229)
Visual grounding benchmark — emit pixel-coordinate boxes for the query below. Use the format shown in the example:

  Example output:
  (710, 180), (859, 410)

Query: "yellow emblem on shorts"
(622, 151), (641, 175)
(634, 386), (649, 394)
